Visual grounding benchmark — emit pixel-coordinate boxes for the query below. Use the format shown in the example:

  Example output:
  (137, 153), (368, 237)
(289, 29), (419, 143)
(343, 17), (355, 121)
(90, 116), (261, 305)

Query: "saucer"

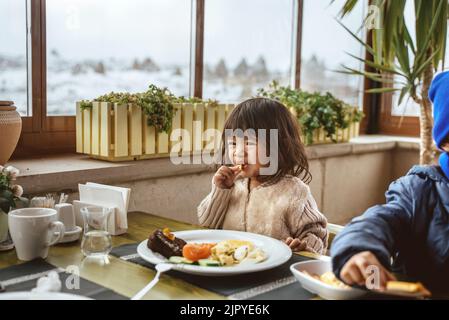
(57, 226), (82, 243)
(0, 238), (14, 251)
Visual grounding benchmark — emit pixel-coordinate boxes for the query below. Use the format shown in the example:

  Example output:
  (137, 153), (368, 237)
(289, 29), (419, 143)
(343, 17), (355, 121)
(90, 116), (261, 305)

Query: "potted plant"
(257, 81), (363, 145)
(80, 84), (176, 133)
(0, 166), (28, 244)
(337, 0), (448, 164)
(76, 84), (231, 161)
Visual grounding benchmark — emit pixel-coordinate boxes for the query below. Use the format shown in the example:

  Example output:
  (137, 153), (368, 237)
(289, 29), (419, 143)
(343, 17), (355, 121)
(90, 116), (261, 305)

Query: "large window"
(301, 0), (366, 107)
(13, 0), (430, 156)
(203, 0), (294, 103)
(46, 0), (191, 115)
(0, 0), (29, 116)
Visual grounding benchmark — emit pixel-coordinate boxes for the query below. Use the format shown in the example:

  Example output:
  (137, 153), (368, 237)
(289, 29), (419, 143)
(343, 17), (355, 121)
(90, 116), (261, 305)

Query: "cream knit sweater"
(197, 175), (328, 254)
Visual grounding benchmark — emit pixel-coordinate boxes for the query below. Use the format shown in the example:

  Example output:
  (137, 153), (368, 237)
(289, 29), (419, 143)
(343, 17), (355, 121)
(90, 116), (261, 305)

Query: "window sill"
(9, 135), (420, 195)
(306, 135), (419, 160)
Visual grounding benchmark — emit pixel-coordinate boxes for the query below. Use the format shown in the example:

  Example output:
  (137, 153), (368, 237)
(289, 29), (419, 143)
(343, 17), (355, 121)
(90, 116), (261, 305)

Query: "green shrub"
(257, 81), (364, 144)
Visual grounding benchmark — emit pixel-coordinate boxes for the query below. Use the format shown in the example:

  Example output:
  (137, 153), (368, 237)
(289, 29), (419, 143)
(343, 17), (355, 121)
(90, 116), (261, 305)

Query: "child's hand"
(339, 251), (396, 289)
(213, 165), (241, 189)
(284, 237), (307, 252)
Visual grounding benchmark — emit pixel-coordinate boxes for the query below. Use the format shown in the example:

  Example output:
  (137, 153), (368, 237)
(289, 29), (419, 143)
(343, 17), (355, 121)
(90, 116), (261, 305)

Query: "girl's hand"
(284, 237), (307, 252)
(340, 251), (396, 290)
(213, 166), (241, 189)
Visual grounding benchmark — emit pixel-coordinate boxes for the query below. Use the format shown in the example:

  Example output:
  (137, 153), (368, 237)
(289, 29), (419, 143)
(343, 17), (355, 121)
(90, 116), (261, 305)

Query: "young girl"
(197, 98), (328, 254)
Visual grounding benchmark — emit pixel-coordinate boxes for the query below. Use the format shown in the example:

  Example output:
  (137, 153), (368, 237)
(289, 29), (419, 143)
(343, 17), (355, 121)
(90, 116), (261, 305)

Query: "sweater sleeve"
(197, 182), (233, 229)
(287, 187), (328, 254)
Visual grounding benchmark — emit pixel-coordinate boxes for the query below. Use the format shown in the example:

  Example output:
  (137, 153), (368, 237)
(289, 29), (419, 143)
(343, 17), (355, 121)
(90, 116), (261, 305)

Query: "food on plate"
(211, 240), (266, 266)
(147, 228), (186, 258)
(386, 281), (431, 297)
(148, 229), (267, 267)
(302, 271), (350, 289)
(182, 243), (216, 262)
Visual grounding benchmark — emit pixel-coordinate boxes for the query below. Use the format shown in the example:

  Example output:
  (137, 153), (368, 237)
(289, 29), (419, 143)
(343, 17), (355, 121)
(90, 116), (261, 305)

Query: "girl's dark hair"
(221, 97), (312, 185)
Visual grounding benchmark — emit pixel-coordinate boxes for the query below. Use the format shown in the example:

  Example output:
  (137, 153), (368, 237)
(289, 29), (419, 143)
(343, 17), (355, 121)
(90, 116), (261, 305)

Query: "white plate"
(0, 292), (92, 300)
(290, 260), (367, 300)
(137, 229), (292, 276)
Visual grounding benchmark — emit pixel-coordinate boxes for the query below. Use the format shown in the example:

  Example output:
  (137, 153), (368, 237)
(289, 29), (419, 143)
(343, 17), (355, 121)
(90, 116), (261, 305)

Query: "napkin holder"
(77, 182), (130, 236)
(73, 200), (126, 236)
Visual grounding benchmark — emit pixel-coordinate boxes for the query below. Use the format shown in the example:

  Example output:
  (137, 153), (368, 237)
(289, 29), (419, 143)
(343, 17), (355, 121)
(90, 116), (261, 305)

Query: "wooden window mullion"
(30, 0), (45, 133)
(292, 0), (303, 89)
(191, 0), (205, 98)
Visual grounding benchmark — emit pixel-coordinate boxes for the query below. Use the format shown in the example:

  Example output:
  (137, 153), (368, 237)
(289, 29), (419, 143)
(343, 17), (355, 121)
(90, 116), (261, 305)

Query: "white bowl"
(290, 260), (367, 300)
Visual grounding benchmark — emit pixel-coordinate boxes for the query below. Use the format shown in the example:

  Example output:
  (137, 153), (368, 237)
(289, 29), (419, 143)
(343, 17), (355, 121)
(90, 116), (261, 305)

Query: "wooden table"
(0, 211), (323, 300)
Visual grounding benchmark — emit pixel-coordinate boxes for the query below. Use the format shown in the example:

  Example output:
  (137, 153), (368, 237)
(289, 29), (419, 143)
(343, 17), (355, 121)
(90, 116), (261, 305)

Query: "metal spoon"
(131, 263), (173, 300)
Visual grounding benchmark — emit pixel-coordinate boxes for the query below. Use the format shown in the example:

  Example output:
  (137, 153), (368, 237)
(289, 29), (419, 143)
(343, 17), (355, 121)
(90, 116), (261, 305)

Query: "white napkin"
(78, 182), (130, 229)
(31, 271), (62, 293)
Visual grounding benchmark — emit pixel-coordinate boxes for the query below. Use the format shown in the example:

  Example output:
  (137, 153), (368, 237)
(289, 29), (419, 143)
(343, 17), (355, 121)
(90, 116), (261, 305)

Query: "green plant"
(257, 81), (363, 144)
(0, 166), (28, 214)
(173, 96), (219, 107)
(79, 85), (175, 133)
(336, 0), (448, 164)
(79, 85), (221, 133)
(138, 85), (174, 133)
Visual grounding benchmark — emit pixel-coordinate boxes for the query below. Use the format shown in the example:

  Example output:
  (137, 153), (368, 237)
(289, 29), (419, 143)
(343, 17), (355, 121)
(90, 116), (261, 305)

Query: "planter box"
(302, 121), (360, 146)
(76, 102), (361, 161)
(289, 106), (361, 145)
(76, 102), (235, 162)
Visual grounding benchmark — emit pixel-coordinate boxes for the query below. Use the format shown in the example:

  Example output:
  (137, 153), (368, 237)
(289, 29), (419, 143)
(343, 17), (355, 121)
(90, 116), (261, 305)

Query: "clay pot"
(0, 101), (22, 165)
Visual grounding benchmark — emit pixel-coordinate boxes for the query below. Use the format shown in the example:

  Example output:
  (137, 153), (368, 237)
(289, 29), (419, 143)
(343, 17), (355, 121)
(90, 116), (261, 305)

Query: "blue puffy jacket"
(331, 165), (449, 291)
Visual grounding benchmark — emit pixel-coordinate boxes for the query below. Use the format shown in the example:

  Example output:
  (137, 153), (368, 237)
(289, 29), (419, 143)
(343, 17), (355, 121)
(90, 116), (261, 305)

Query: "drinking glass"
(80, 207), (112, 257)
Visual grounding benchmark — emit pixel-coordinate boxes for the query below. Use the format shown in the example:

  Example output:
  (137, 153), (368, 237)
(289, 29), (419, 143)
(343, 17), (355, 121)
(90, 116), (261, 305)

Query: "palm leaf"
(365, 87), (400, 94)
(343, 51), (407, 78)
(336, 19), (376, 57)
(338, 0), (359, 18)
(413, 0), (445, 69)
(338, 0), (448, 103)
(398, 85), (412, 106)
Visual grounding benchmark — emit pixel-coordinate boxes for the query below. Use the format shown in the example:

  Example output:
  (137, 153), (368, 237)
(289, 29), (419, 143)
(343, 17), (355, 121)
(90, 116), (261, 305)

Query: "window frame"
(378, 94), (420, 136)
(15, 0), (75, 157)
(13, 0), (417, 159)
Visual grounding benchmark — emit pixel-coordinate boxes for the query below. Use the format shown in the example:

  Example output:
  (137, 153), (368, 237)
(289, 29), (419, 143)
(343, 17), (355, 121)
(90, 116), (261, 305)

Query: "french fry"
(386, 281), (431, 297)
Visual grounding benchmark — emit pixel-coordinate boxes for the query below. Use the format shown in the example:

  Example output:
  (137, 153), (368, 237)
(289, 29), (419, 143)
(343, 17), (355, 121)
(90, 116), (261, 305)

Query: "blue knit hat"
(429, 71), (449, 148)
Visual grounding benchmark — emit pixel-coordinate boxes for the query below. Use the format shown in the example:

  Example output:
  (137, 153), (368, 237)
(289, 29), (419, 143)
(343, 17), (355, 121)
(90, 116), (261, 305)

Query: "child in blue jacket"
(331, 71), (449, 292)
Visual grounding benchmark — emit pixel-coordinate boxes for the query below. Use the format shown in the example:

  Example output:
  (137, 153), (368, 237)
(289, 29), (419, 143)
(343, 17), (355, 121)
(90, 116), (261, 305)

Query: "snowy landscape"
(0, 0), (366, 116)
(0, 51), (361, 116)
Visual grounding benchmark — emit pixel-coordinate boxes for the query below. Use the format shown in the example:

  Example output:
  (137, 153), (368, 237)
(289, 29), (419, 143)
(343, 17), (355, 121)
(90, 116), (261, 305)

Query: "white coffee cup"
(8, 208), (65, 261)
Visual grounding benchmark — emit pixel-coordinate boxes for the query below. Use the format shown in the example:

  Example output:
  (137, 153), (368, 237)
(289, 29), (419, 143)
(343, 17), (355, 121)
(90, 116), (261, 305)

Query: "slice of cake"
(147, 228), (187, 258)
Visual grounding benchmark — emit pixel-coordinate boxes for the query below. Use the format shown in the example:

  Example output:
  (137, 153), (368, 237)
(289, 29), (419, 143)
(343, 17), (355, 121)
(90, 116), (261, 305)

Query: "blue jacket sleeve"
(331, 176), (415, 278)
